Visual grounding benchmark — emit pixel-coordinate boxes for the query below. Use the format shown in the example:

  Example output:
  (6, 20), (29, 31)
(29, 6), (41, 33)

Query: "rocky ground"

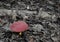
(0, 0), (60, 42)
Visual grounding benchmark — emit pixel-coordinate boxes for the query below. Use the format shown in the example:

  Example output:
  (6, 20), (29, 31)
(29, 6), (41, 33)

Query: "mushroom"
(10, 21), (29, 36)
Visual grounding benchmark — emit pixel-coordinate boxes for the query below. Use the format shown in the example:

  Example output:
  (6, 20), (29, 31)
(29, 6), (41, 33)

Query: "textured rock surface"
(0, 0), (60, 42)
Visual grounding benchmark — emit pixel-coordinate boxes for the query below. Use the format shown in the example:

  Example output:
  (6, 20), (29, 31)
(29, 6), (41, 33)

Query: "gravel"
(0, 0), (60, 42)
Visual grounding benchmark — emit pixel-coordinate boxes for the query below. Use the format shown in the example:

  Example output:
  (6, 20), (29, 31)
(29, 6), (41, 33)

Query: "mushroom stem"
(19, 32), (22, 36)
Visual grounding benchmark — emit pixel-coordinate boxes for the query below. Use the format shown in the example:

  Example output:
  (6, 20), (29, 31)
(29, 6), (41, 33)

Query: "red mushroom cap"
(10, 21), (29, 32)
